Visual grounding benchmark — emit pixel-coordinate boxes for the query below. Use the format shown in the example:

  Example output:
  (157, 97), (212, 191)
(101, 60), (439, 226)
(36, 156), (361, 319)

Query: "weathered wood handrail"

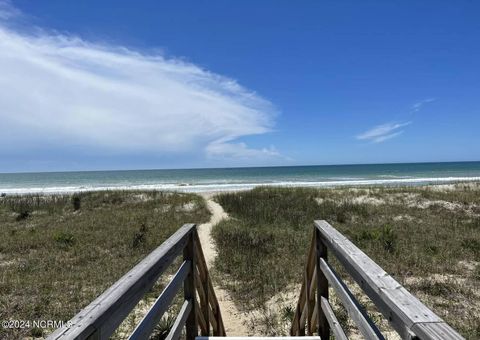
(291, 220), (464, 340)
(48, 224), (225, 340)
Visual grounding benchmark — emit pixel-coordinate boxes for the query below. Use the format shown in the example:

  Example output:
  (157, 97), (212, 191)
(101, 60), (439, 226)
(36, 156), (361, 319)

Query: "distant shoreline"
(2, 160), (480, 175)
(2, 162), (480, 195)
(1, 176), (480, 195)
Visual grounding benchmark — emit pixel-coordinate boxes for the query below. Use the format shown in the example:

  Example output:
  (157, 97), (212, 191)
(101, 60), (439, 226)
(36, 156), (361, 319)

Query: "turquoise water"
(1, 162), (480, 194)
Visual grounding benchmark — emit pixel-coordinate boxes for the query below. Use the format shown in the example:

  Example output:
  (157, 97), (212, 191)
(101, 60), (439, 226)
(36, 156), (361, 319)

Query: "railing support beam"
(183, 233), (198, 340)
(48, 224), (226, 340)
(314, 227), (330, 339)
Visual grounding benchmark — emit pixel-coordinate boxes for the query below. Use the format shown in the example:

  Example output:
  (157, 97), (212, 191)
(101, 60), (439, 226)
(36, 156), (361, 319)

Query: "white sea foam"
(1, 176), (480, 195)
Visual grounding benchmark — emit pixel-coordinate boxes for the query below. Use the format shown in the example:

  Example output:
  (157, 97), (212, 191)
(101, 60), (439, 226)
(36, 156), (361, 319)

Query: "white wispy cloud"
(206, 139), (281, 160)
(356, 122), (411, 143)
(0, 2), (284, 164)
(0, 1), (18, 19)
(411, 98), (435, 112)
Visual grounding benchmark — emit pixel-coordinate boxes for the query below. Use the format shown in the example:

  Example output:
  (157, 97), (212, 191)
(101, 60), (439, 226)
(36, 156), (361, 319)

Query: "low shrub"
(53, 231), (76, 247)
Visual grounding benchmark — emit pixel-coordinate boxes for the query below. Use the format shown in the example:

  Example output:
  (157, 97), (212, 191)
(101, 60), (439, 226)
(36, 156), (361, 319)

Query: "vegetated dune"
(1, 183), (478, 338)
(0, 190), (211, 339)
(211, 183), (480, 338)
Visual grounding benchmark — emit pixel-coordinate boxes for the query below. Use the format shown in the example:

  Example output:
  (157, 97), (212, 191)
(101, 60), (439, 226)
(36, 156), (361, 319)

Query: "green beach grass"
(0, 190), (210, 339)
(211, 184), (480, 338)
(1, 184), (479, 338)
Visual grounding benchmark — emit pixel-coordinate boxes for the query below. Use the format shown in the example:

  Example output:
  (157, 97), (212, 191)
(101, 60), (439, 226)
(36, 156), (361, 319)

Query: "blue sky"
(0, 1), (479, 172)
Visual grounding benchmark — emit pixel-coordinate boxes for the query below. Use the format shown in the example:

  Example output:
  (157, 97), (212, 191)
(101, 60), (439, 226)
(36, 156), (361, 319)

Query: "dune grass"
(0, 190), (210, 339)
(212, 184), (480, 338)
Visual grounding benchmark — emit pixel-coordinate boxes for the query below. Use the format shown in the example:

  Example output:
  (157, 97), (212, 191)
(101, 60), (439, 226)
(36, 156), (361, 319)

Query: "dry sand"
(197, 193), (250, 335)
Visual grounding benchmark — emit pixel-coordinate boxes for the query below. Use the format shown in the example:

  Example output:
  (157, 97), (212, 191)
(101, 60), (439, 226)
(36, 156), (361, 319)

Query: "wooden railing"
(48, 224), (225, 340)
(291, 220), (464, 340)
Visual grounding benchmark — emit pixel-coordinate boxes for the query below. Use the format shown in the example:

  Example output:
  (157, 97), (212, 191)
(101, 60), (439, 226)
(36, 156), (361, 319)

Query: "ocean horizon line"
(1, 176), (480, 195)
(2, 160), (480, 175)
(2, 161), (480, 194)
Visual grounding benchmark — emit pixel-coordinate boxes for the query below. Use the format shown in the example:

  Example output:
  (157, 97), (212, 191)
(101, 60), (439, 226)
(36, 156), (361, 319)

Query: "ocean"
(1, 162), (480, 194)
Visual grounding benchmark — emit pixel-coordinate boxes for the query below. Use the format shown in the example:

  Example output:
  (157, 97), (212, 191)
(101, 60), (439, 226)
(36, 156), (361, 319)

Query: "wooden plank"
(165, 299), (192, 340)
(299, 299), (308, 327)
(183, 233), (198, 340)
(206, 275), (226, 335)
(194, 234), (208, 281)
(194, 258), (210, 335)
(293, 244), (317, 336)
(202, 279), (210, 336)
(411, 322), (465, 340)
(196, 337), (321, 340)
(292, 275), (306, 335)
(195, 268), (207, 306)
(206, 282), (219, 333)
(306, 231), (317, 277)
(209, 306), (218, 332)
(195, 297), (208, 335)
(194, 230), (225, 335)
(302, 232), (317, 335)
(314, 228), (329, 339)
(207, 281), (218, 314)
(305, 270), (313, 335)
(319, 258), (384, 339)
(309, 266), (317, 298)
(129, 260), (191, 340)
(194, 266), (210, 335)
(307, 265), (318, 335)
(218, 315), (226, 336)
(48, 224), (195, 340)
(194, 229), (225, 335)
(315, 220), (463, 339)
(291, 294), (302, 334)
(320, 297), (348, 340)
(309, 301), (318, 335)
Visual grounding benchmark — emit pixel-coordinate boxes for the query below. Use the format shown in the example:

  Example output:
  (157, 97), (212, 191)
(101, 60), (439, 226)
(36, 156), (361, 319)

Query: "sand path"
(197, 195), (249, 335)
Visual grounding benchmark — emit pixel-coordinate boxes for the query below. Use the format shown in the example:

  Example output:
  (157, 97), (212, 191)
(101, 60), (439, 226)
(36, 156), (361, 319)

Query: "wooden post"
(183, 232), (198, 340)
(315, 227), (330, 339)
(306, 233), (316, 336)
(203, 276), (210, 336)
(305, 270), (311, 335)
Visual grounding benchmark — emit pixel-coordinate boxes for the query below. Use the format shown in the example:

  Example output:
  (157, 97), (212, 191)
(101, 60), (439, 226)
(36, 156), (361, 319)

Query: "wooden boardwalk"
(47, 224), (225, 340)
(47, 221), (464, 340)
(291, 221), (464, 340)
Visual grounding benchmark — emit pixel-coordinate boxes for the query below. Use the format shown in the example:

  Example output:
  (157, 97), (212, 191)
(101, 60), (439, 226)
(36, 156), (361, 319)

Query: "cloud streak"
(356, 122), (410, 143)
(411, 98), (435, 112)
(0, 2), (283, 166)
